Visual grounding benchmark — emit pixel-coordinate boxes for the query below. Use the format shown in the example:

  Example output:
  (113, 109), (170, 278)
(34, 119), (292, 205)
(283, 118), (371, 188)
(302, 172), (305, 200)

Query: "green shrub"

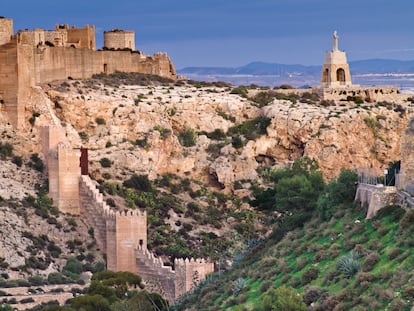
(47, 272), (69, 284)
(11, 156), (22, 167)
(362, 252), (380, 272)
(135, 137), (150, 149)
(206, 128), (227, 140)
(64, 258), (83, 275)
(29, 112), (40, 126)
(95, 117), (106, 125)
(374, 205), (405, 221)
(47, 241), (62, 258)
(302, 286), (328, 306)
(336, 251), (361, 278)
(301, 267), (319, 285)
(29, 153), (44, 171)
(99, 157), (112, 168)
(387, 248), (402, 260)
(228, 117), (271, 140)
(0, 142), (13, 159)
(231, 135), (243, 149)
(230, 86), (248, 98)
(78, 131), (89, 141)
(178, 127), (197, 147)
(232, 278), (247, 296)
(123, 174), (152, 192)
(261, 286), (306, 311)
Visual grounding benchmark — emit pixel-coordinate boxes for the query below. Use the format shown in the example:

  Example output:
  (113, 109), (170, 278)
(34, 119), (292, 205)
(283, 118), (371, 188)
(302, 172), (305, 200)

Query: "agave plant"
(232, 277), (247, 296)
(336, 251), (362, 278)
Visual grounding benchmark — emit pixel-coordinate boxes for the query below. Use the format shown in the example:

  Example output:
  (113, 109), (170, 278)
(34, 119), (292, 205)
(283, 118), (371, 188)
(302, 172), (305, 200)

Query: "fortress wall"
(136, 246), (176, 302)
(115, 210), (147, 272)
(106, 216), (117, 271)
(66, 25), (95, 50)
(44, 30), (66, 47)
(78, 175), (148, 272)
(0, 41), (19, 127)
(79, 175), (112, 251)
(56, 143), (80, 214)
(0, 18), (13, 45)
(33, 48), (176, 85)
(18, 29), (45, 46)
(34, 47), (102, 83)
(174, 258), (214, 299)
(317, 86), (409, 103)
(47, 148), (59, 207)
(104, 31), (135, 50)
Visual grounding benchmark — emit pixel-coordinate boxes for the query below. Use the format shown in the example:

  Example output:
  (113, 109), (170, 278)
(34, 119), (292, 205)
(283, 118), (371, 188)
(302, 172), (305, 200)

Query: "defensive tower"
(104, 29), (135, 50)
(0, 17), (13, 45)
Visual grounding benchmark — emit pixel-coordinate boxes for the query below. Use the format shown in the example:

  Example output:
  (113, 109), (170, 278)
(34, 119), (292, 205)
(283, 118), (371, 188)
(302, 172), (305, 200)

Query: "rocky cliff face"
(41, 79), (411, 190)
(0, 75), (411, 279)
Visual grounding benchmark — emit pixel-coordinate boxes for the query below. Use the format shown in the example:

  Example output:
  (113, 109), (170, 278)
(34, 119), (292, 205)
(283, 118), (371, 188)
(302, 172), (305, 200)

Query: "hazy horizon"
(4, 0), (414, 68)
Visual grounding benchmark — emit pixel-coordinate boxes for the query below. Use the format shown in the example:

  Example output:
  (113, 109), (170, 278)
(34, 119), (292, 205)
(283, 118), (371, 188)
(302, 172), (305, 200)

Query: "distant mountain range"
(178, 59), (414, 88)
(179, 59), (414, 76)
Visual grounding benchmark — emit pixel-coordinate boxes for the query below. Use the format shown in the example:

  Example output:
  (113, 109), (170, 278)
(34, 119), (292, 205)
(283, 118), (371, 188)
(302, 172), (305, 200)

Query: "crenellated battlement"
(0, 16), (177, 129)
(40, 125), (213, 303)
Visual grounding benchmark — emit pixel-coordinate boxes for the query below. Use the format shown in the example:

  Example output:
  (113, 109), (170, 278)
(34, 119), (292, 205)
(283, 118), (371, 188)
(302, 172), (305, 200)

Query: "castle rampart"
(0, 17), (177, 129)
(39, 124), (214, 303)
(104, 29), (135, 51)
(0, 17), (13, 45)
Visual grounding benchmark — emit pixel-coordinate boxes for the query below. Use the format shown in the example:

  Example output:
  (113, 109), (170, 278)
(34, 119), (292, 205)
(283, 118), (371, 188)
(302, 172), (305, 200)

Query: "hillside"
(0, 73), (413, 309)
(174, 201), (414, 310)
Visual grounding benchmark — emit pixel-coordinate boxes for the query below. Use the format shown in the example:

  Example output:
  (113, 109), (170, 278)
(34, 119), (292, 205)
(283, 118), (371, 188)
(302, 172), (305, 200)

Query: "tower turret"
(0, 17), (13, 45)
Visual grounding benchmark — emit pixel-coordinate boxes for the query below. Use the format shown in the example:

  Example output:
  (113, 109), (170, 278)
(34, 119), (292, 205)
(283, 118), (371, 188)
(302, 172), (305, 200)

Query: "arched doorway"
(322, 68), (329, 83)
(336, 68), (346, 83)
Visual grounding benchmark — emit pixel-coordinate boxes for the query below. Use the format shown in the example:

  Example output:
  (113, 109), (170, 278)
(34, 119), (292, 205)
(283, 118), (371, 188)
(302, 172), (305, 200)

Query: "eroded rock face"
(31, 81), (411, 189)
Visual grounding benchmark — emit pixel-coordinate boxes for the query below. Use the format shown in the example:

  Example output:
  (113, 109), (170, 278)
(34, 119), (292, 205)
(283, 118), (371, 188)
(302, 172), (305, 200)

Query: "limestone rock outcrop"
(39, 80), (410, 189)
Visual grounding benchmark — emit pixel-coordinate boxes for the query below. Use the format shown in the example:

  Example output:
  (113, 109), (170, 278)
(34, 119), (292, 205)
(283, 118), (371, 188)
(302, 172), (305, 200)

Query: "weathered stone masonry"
(0, 17), (177, 129)
(40, 125), (214, 303)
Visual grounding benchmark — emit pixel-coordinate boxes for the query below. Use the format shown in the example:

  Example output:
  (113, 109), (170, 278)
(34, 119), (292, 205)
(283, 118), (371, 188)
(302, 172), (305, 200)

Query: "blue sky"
(3, 1), (414, 68)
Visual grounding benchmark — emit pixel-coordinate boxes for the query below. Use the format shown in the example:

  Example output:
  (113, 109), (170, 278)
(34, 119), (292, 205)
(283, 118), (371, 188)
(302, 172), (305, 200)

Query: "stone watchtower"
(104, 29), (135, 50)
(0, 17), (13, 45)
(321, 31), (352, 87)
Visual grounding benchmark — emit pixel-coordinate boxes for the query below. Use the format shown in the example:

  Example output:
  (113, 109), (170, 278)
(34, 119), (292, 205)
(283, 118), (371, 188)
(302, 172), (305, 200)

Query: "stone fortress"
(1, 14), (414, 302)
(40, 124), (214, 303)
(0, 16), (177, 129)
(0, 16), (213, 303)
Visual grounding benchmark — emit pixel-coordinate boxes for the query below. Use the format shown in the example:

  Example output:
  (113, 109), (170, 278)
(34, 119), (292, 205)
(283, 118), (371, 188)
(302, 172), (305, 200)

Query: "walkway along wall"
(355, 183), (397, 219)
(78, 175), (214, 303)
(40, 126), (214, 303)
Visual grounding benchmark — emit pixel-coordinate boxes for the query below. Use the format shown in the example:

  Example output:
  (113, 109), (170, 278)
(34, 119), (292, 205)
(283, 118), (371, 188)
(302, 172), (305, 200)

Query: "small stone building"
(321, 31), (352, 87)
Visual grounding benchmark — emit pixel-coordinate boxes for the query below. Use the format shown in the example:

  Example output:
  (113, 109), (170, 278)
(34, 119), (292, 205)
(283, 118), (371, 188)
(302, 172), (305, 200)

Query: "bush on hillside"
(123, 174), (152, 192)
(178, 128), (197, 147)
(317, 169), (357, 220)
(336, 251), (362, 278)
(0, 142), (13, 159)
(99, 157), (112, 168)
(261, 285), (306, 311)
